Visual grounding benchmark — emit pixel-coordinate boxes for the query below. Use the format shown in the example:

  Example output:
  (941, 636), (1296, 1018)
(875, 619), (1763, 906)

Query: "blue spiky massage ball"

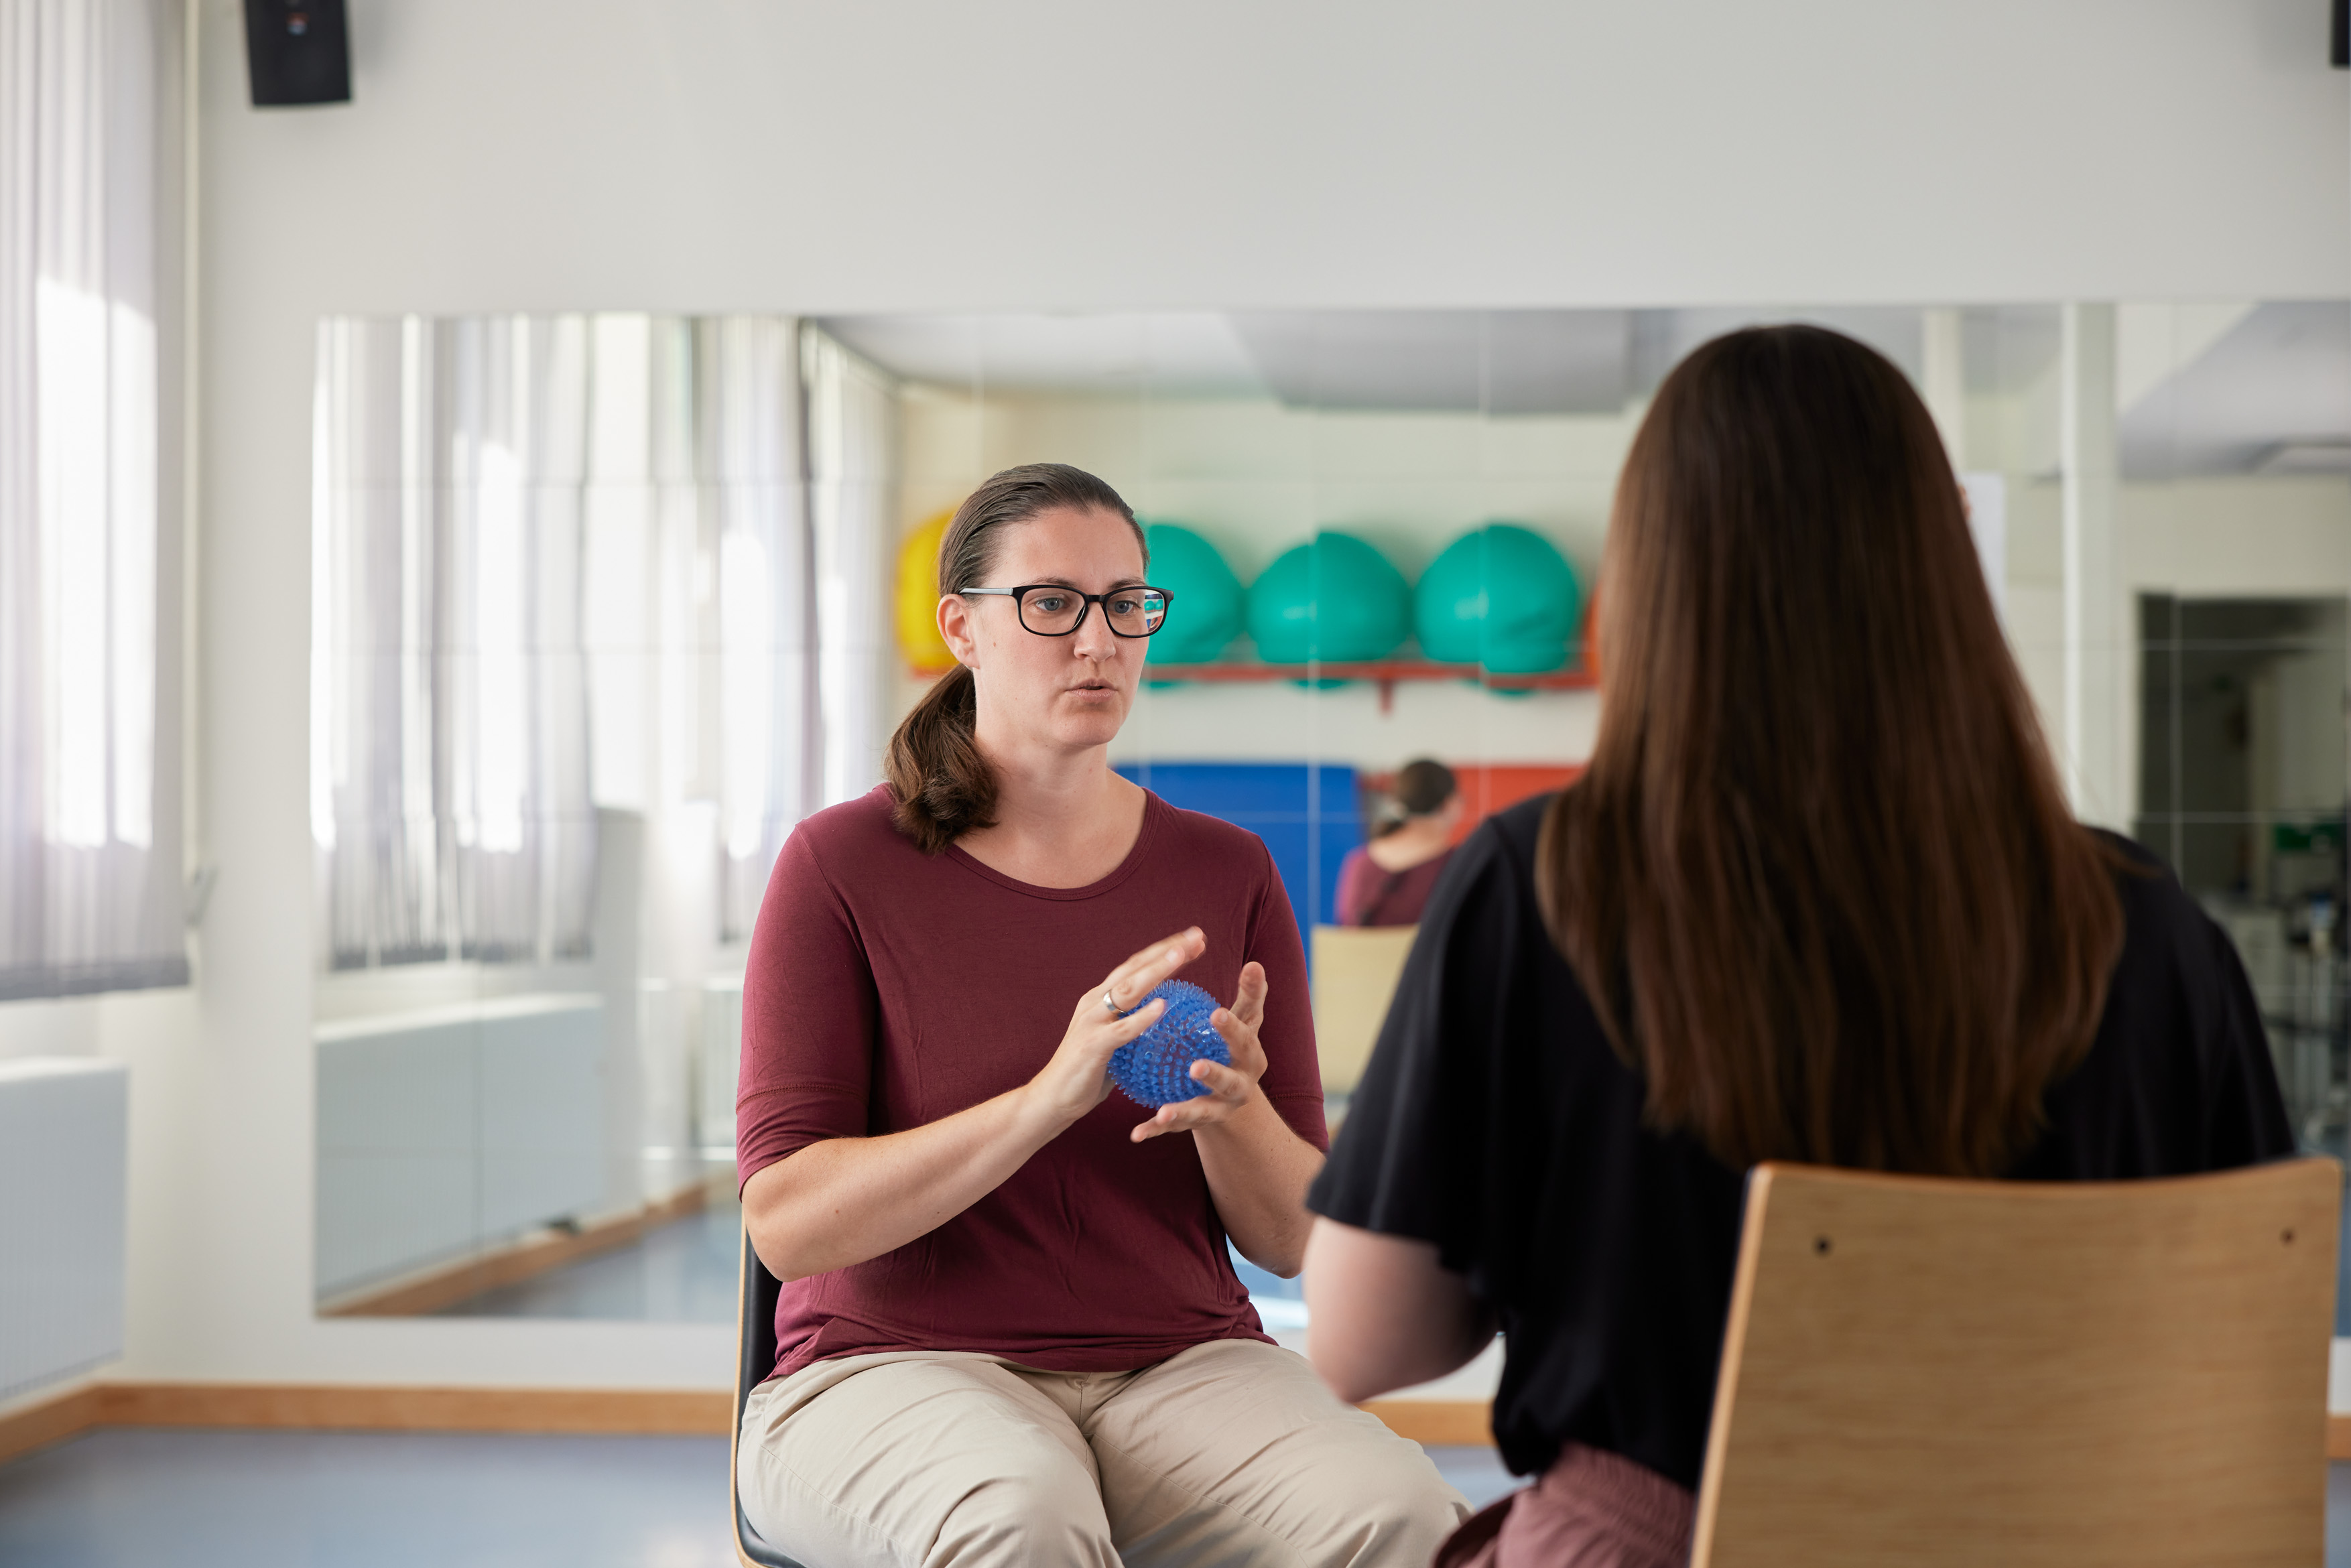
(1111, 980), (1231, 1107)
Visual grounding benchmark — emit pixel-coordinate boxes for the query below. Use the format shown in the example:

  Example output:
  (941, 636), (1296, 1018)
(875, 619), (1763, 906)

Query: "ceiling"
(810, 312), (1267, 400)
(2118, 302), (2351, 478)
(818, 303), (2348, 476)
(820, 306), (1950, 413)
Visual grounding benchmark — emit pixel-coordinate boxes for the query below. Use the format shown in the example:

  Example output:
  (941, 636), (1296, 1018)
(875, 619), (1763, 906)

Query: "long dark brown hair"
(884, 463), (1145, 854)
(1539, 325), (2124, 1178)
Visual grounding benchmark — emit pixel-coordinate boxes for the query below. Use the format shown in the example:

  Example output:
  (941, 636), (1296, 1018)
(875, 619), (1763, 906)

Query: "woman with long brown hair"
(735, 463), (1466, 1567)
(1300, 327), (2291, 1567)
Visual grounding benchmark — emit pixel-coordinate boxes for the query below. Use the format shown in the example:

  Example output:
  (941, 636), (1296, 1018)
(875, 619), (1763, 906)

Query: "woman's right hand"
(1021, 927), (1208, 1135)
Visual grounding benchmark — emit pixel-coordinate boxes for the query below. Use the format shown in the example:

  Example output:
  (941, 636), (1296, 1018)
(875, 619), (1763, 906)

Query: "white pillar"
(2060, 303), (2122, 827)
(1919, 306), (1967, 467)
(1922, 306), (2009, 623)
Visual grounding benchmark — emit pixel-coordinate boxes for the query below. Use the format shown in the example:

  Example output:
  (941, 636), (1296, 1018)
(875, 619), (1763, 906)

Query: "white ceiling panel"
(816, 312), (1267, 399)
(2122, 302), (2351, 478)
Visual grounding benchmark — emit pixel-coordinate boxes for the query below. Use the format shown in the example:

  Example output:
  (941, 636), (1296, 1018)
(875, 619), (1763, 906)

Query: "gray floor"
(0, 1427), (1516, 1567)
(8, 1428), (2351, 1564)
(426, 1202), (1297, 1329)
(212, 1188), (2351, 1557)
(432, 1201), (743, 1321)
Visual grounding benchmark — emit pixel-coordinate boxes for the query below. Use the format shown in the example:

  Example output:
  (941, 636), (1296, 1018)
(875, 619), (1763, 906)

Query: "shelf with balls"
(1135, 659), (1595, 714)
(898, 655), (1595, 714)
(897, 513), (1599, 714)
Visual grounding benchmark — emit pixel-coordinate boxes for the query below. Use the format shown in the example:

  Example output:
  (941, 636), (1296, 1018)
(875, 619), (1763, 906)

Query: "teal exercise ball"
(1413, 523), (1583, 673)
(1246, 532), (1410, 665)
(1141, 523), (1243, 666)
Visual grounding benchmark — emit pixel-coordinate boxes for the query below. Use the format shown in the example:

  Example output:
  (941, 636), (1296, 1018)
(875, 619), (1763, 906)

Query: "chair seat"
(736, 1499), (801, 1568)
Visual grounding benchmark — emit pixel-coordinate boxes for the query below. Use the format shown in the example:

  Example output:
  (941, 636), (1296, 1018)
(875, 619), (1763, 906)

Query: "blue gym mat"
(1115, 761), (1362, 945)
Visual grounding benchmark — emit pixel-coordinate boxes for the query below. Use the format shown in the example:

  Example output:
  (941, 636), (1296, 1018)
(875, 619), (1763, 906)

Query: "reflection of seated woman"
(1334, 761), (1463, 927)
(735, 463), (1466, 1568)
(1300, 328), (2293, 1568)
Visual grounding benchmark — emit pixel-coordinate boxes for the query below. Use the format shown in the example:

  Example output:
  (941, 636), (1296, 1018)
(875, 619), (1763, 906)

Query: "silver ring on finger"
(1102, 988), (1122, 1014)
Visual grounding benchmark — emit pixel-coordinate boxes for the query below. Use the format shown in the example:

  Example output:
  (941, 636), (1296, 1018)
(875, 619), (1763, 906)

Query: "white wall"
(212, 1), (2344, 316)
(2123, 476), (2351, 596)
(2116, 475), (2351, 828)
(3, 0), (2331, 1397)
(1992, 471), (2351, 834)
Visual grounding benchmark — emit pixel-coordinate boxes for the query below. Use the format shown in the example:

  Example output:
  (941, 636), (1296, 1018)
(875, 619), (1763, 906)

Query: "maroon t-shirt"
(1334, 843), (1455, 927)
(737, 784), (1328, 1381)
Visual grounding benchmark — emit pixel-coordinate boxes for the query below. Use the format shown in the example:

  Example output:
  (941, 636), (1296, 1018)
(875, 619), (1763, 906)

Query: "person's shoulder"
(2090, 826), (2168, 878)
(2087, 828), (2204, 949)
(1139, 794), (1287, 901)
(1149, 794), (1275, 861)
(1405, 791), (1560, 939)
(788, 785), (913, 869)
(1454, 790), (1558, 879)
(2082, 828), (2255, 1015)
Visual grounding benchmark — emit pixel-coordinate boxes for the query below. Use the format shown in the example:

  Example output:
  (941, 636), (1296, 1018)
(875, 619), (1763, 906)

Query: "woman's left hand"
(1131, 960), (1271, 1142)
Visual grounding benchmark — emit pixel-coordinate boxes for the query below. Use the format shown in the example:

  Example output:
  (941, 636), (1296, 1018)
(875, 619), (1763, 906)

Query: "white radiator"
(0, 1059), (129, 1403)
(316, 993), (607, 1298)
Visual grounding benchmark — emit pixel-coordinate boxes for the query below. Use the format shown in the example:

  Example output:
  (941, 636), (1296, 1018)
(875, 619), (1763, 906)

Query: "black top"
(1306, 795), (2296, 1489)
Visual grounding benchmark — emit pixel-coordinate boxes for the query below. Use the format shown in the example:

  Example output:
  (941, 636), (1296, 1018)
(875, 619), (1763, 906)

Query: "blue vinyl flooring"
(38, 1189), (2344, 1563)
(424, 1199), (1303, 1332)
(0, 1427), (1518, 1567)
(431, 1201), (743, 1321)
(7, 1429), (2351, 1565)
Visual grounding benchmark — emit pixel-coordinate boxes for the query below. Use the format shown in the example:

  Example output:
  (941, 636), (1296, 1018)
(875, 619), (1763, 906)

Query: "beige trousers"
(737, 1336), (1470, 1568)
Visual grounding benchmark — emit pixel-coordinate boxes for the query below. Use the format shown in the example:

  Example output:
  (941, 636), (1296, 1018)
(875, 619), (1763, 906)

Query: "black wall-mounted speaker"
(243, 0), (351, 107)
(2334, 0), (2348, 68)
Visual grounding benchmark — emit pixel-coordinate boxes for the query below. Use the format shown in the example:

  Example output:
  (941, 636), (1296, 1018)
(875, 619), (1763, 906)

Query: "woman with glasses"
(1300, 328), (2291, 1568)
(735, 463), (1466, 1568)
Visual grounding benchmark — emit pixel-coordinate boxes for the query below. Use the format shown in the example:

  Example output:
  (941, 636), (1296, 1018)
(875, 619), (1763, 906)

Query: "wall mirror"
(306, 302), (2351, 1326)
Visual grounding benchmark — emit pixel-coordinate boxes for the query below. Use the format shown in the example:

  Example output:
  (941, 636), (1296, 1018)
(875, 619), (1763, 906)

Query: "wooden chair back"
(1692, 1157), (2340, 1568)
(1310, 923), (1418, 1096)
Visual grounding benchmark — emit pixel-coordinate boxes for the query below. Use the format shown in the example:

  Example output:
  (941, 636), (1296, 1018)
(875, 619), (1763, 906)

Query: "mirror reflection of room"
(298, 303), (2351, 1334)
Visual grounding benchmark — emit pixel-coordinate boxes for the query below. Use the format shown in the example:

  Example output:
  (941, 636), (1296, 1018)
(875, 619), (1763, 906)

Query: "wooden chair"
(732, 1230), (809, 1568)
(1692, 1157), (2340, 1568)
(1310, 923), (1418, 1096)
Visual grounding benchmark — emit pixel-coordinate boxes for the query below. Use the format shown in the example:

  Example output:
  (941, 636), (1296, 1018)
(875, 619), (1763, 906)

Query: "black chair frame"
(733, 1230), (808, 1568)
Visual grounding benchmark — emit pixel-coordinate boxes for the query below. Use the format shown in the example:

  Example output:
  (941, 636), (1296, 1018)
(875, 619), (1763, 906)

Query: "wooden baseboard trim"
(19, 1386), (2340, 1465)
(0, 1386), (105, 1468)
(0, 1383), (730, 1464)
(320, 1184), (713, 1319)
(1, 1380), (1477, 1459)
(1362, 1398), (1494, 1447)
(94, 1384), (732, 1435)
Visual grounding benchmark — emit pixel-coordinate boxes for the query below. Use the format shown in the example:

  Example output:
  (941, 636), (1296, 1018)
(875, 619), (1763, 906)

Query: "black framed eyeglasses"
(960, 584), (1173, 638)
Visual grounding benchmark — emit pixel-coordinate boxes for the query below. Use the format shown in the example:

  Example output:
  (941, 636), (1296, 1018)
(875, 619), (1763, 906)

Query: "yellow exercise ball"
(896, 511), (956, 672)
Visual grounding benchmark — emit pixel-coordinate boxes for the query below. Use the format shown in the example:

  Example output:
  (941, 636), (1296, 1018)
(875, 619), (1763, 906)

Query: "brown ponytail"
(884, 463), (1145, 854)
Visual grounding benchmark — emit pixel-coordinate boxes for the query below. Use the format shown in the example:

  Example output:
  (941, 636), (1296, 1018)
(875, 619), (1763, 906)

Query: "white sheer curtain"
(0, 0), (184, 999)
(312, 318), (596, 966)
(318, 314), (820, 963)
(803, 327), (897, 810)
(705, 318), (815, 941)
